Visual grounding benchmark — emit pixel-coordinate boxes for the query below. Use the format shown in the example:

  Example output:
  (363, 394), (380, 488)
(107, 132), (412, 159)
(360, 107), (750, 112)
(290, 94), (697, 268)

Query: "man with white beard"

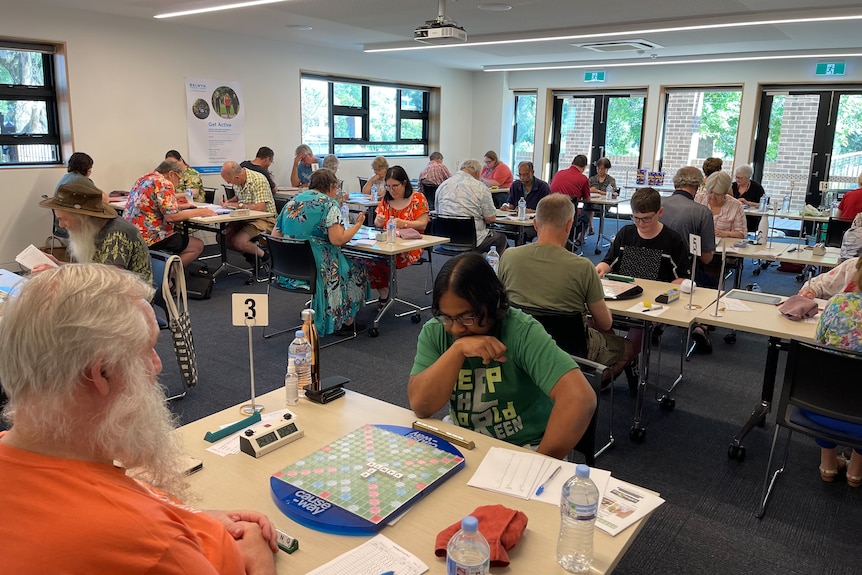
(0, 265), (278, 574)
(38, 183), (152, 284)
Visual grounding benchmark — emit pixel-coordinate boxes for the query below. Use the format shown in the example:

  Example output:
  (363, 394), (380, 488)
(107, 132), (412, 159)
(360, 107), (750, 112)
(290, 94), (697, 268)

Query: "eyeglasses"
(632, 212), (657, 224)
(384, 182), (404, 192)
(435, 313), (477, 327)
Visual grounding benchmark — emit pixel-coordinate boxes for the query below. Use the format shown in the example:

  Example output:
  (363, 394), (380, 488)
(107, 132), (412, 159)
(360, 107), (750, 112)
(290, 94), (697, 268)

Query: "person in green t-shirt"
(408, 253), (596, 459)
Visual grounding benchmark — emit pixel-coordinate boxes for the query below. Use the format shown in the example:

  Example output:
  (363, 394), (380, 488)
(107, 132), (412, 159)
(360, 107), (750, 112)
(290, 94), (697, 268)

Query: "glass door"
(549, 91), (645, 185)
(753, 88), (862, 211)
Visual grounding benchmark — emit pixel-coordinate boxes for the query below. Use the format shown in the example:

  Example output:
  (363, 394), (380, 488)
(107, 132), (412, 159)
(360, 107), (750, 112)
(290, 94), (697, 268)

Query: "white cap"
(287, 358), (296, 373)
(680, 279), (696, 293)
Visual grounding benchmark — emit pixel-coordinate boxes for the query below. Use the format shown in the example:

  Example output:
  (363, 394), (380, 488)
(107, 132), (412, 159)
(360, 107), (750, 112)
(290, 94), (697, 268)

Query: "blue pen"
(535, 465), (562, 496)
(378, 571), (395, 575)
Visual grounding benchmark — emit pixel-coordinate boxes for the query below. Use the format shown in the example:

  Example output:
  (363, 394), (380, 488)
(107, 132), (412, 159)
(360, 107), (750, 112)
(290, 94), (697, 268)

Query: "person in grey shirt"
(659, 166), (716, 353)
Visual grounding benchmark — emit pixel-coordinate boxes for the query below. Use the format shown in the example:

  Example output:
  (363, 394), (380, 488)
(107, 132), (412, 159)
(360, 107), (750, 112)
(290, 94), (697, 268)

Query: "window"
(511, 92), (536, 166)
(658, 88), (741, 178)
(0, 41), (62, 166)
(301, 74), (430, 158)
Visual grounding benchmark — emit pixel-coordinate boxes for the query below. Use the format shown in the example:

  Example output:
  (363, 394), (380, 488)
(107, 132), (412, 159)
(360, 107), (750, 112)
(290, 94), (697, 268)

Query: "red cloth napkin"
(434, 504), (529, 567)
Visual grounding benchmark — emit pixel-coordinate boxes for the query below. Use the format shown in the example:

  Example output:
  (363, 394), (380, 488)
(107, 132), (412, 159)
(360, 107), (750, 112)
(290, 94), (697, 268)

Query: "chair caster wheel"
(659, 396), (675, 411)
(753, 268), (761, 276)
(724, 333), (737, 344)
(411, 313), (421, 324)
(728, 444), (746, 461)
(594, 249), (601, 255)
(245, 277), (255, 285)
(796, 274), (804, 282)
(629, 427), (646, 443)
(367, 327), (379, 337)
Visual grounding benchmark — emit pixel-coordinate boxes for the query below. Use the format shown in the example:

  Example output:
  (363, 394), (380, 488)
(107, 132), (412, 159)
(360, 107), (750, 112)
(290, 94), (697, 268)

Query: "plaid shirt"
(418, 161), (452, 186)
(233, 168), (276, 214)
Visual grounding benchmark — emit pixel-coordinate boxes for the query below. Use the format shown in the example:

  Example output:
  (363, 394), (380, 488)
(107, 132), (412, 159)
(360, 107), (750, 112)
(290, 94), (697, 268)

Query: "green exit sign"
(816, 62), (845, 76)
(584, 71), (606, 83)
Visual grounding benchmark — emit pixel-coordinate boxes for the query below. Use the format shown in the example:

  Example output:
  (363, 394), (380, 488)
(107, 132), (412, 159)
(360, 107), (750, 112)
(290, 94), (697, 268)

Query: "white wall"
(0, 6), (474, 267)
(479, 59), (862, 182)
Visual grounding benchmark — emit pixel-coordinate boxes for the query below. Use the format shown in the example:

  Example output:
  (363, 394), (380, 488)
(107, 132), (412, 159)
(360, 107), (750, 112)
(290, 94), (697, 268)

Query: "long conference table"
(603, 275), (820, 460)
(344, 229), (450, 336)
(603, 279), (719, 442)
(177, 389), (652, 574)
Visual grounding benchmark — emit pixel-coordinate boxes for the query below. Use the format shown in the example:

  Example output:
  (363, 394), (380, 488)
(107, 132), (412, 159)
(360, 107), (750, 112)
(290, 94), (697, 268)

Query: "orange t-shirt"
(0, 438), (245, 574)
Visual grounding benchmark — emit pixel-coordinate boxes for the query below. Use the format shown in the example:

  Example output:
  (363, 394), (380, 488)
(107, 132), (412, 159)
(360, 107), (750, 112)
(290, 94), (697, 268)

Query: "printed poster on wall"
(184, 77), (245, 174)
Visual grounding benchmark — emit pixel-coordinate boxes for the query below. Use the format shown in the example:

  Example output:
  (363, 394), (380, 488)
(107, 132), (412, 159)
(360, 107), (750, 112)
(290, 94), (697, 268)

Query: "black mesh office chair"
(203, 187), (217, 204)
(420, 182), (439, 211)
(430, 215), (476, 256)
(358, 177), (369, 192)
(262, 234), (356, 346)
(512, 305), (614, 464)
(757, 339), (862, 518)
(222, 184), (236, 200)
(824, 217), (853, 248)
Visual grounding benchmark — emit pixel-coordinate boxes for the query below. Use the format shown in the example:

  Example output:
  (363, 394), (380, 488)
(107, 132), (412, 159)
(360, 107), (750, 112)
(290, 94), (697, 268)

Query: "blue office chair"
(757, 339), (862, 518)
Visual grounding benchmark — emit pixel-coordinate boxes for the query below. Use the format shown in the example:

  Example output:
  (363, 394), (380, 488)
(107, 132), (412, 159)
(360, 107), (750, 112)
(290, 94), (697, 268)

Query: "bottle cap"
(295, 330), (305, 338)
(301, 309), (316, 321)
(576, 463), (590, 478)
(287, 358), (296, 373)
(461, 515), (479, 532)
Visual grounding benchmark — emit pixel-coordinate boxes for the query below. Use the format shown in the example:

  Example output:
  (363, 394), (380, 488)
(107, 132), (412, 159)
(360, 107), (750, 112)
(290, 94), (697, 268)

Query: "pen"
(535, 465), (562, 496)
(378, 572), (395, 575)
(643, 304), (664, 312)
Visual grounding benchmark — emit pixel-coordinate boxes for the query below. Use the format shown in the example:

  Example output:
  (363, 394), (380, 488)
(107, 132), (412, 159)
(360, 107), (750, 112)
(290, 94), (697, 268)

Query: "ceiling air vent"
(572, 39), (663, 53)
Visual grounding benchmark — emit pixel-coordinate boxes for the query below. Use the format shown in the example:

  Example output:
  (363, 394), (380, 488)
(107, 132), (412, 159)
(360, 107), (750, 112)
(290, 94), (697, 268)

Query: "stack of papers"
(467, 447), (664, 536)
(306, 534), (427, 575)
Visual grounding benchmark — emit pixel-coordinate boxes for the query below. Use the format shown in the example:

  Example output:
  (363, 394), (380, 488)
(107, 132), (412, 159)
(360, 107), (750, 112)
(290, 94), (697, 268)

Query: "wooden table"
(695, 290), (818, 461)
(718, 238), (840, 289)
(494, 209), (535, 245)
(344, 229), (449, 336)
(177, 389), (652, 574)
(187, 209), (273, 279)
(604, 279), (719, 442)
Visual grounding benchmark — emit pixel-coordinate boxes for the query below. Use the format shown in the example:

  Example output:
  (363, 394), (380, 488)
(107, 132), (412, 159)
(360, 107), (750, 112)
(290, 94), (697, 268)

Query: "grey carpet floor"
(148, 222), (861, 574)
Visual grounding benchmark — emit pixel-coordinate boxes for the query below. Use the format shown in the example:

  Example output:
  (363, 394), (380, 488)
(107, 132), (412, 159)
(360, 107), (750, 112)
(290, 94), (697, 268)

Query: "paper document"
(0, 269), (28, 302)
(596, 477), (664, 536)
(627, 302), (669, 316)
(467, 447), (612, 503)
(305, 534), (428, 575)
(16, 244), (58, 271)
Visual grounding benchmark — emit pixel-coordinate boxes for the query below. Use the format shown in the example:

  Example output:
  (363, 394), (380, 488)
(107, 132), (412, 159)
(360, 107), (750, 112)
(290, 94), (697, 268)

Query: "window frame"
(302, 73), (430, 158)
(0, 41), (63, 166)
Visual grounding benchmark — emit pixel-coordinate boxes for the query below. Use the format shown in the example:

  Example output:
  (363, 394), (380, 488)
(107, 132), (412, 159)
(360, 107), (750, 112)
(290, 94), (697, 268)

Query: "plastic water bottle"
(184, 188), (194, 205)
(831, 200), (839, 218)
(284, 358), (298, 406)
(341, 202), (350, 226)
(387, 216), (397, 245)
(371, 183), (378, 203)
(782, 194), (791, 213)
(485, 246), (500, 274)
(557, 464), (599, 573)
(446, 515), (490, 575)
(300, 309), (320, 392)
(517, 196), (527, 220)
(288, 330), (312, 396)
(759, 196), (768, 212)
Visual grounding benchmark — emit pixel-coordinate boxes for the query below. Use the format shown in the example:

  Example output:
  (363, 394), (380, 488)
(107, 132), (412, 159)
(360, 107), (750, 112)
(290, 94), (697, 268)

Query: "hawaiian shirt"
(124, 170), (179, 246)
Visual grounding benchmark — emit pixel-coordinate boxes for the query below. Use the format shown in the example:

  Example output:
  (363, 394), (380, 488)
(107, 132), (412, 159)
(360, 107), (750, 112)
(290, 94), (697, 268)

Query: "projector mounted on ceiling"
(414, 0), (467, 44)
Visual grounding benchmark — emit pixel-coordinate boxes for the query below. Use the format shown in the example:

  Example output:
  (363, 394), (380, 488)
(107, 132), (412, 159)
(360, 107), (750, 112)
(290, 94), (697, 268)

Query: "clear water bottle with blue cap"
(485, 245), (500, 274)
(446, 515), (490, 575)
(517, 196), (527, 220)
(557, 464), (599, 573)
(371, 182), (378, 203)
(184, 188), (194, 205)
(341, 202), (350, 226)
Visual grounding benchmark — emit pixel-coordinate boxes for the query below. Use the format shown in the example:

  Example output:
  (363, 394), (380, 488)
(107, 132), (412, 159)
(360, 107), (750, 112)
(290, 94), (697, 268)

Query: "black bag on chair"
(163, 256), (199, 388)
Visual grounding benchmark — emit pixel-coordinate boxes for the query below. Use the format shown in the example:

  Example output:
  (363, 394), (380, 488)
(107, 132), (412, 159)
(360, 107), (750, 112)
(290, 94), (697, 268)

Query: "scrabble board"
(271, 424), (465, 535)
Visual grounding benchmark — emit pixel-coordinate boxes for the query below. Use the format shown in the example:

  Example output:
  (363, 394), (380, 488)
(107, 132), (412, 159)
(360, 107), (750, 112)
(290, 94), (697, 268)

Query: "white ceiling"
(36, 0), (862, 70)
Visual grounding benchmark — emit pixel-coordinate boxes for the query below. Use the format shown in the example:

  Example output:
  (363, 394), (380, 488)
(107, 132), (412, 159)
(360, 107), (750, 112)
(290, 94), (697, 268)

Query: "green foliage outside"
(605, 97), (645, 157)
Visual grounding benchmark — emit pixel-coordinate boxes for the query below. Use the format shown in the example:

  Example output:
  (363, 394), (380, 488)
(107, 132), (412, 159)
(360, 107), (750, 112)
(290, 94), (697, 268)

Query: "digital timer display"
(256, 432), (278, 448)
(278, 423), (298, 438)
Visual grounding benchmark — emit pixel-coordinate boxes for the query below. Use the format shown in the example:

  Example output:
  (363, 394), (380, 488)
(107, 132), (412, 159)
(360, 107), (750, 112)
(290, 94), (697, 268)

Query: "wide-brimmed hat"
(39, 183), (116, 219)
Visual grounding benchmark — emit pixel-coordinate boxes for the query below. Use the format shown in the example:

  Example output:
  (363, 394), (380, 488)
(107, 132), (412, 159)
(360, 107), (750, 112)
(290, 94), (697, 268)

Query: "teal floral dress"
(275, 190), (368, 335)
